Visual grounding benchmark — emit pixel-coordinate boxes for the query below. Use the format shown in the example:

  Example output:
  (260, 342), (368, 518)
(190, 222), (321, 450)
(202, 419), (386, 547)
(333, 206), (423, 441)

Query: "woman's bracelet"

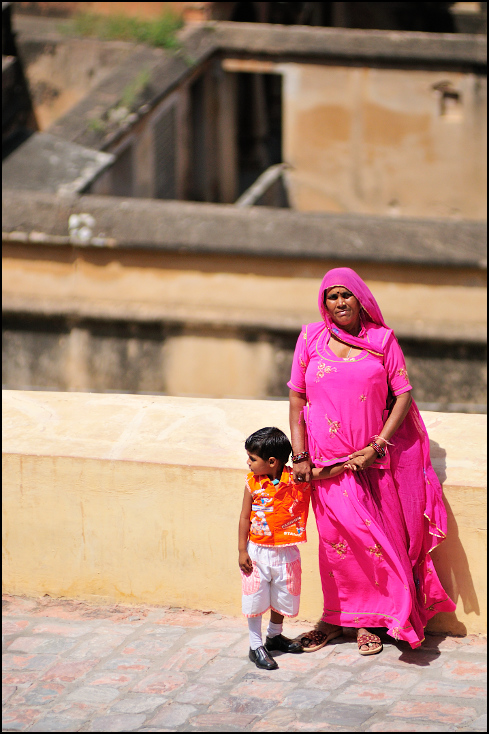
(292, 451), (310, 463)
(368, 441), (386, 458)
(372, 434), (394, 446)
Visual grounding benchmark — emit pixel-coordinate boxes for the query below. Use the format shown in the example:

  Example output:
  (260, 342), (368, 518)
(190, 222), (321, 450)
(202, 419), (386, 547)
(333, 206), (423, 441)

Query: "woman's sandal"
(357, 632), (383, 656)
(298, 625), (342, 653)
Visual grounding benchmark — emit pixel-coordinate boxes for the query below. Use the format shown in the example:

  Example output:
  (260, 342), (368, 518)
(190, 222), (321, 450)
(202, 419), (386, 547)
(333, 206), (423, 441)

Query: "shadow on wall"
(426, 439), (479, 637)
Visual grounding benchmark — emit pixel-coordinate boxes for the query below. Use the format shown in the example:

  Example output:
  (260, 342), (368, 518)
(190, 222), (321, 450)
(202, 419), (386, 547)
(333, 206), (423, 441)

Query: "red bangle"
(292, 451), (310, 463)
(368, 441), (386, 458)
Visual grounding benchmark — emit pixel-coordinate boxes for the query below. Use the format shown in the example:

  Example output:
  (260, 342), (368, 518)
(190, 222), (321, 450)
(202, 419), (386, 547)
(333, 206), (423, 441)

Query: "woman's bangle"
(292, 451), (310, 463)
(372, 434), (394, 446)
(368, 441), (386, 458)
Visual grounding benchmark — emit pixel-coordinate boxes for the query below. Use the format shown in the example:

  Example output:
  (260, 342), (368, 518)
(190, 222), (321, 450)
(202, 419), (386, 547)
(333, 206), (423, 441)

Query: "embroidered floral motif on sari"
(396, 366), (410, 383)
(325, 414), (340, 435)
(315, 362), (337, 382)
(330, 541), (348, 557)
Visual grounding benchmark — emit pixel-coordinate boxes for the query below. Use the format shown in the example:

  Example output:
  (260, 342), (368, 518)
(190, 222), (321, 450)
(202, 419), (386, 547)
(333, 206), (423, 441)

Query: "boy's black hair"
(245, 427), (292, 464)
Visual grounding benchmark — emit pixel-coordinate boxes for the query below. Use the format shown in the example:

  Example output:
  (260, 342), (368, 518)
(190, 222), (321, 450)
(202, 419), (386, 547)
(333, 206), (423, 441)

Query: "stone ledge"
(15, 16), (487, 66)
(2, 189), (487, 269)
(2, 390), (486, 635)
(211, 21), (487, 65)
(2, 132), (115, 194)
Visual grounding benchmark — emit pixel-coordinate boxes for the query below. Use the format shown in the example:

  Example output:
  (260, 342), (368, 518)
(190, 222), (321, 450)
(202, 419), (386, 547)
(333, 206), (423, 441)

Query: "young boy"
(239, 427), (348, 670)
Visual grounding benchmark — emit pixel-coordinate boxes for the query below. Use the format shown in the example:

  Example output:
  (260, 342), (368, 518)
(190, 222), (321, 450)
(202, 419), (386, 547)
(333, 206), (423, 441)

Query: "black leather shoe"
(249, 646), (279, 670)
(265, 634), (303, 654)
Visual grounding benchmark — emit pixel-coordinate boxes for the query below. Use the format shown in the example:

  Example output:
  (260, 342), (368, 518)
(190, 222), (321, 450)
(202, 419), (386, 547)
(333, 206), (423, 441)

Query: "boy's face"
(247, 451), (275, 476)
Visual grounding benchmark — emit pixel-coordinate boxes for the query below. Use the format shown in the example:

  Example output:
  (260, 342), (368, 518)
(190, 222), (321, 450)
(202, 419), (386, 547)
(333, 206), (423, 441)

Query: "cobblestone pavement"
(2, 595), (486, 732)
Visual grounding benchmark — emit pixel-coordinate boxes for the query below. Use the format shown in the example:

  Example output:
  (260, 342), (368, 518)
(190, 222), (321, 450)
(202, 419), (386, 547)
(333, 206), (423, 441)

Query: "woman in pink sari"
(288, 267), (455, 654)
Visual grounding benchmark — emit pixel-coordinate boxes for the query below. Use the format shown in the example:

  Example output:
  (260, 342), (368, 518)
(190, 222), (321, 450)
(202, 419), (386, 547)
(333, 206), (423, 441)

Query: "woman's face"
(324, 286), (361, 333)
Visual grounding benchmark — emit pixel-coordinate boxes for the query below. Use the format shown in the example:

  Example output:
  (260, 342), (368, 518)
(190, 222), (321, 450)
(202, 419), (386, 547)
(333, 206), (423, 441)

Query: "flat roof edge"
(211, 22), (487, 66)
(2, 190), (487, 270)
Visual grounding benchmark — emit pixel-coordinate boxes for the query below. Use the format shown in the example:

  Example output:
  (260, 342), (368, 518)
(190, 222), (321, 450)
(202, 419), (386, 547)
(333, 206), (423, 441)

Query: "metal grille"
(153, 105), (176, 199)
(111, 145), (133, 197)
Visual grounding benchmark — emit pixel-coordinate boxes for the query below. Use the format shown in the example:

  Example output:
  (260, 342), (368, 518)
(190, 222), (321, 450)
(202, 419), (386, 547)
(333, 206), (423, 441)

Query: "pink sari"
(288, 268), (456, 648)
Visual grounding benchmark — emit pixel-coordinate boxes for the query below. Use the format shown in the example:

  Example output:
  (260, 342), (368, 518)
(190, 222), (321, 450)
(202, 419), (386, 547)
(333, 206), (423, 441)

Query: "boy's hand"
(239, 551), (253, 575)
(345, 446), (377, 471)
(311, 463), (347, 479)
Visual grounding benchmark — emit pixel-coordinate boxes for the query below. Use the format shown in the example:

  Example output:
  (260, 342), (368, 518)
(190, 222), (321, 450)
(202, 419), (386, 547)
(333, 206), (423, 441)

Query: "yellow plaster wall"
(3, 244), (487, 344)
(280, 63), (487, 219)
(2, 391), (486, 634)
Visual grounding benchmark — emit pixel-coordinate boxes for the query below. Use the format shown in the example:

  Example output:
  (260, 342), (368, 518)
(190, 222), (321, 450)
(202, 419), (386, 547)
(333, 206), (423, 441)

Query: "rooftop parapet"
(2, 390), (486, 635)
(3, 188), (486, 269)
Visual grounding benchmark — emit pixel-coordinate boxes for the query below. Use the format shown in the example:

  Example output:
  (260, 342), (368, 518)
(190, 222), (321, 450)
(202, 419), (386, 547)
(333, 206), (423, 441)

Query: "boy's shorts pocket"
(286, 558), (302, 596)
(241, 563), (261, 595)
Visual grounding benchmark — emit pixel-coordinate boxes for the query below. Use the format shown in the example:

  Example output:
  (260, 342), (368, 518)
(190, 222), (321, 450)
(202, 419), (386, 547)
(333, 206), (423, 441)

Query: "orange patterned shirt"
(246, 466), (311, 547)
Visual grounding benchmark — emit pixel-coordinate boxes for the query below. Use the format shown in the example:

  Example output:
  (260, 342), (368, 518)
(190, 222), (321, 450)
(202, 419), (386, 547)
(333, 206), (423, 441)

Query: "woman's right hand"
(293, 460), (312, 483)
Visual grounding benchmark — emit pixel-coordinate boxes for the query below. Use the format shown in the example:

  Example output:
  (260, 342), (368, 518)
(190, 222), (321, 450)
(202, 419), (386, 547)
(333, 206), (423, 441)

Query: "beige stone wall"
(2, 391), (486, 635)
(16, 2), (212, 21)
(3, 244), (486, 345)
(15, 35), (135, 132)
(3, 242), (486, 399)
(80, 2), (207, 20)
(279, 63), (487, 219)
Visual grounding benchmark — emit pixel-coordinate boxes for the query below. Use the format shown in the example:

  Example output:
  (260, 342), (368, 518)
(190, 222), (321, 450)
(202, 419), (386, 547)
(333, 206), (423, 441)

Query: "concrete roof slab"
(2, 133), (114, 195)
(2, 189), (486, 270)
(211, 21), (487, 65)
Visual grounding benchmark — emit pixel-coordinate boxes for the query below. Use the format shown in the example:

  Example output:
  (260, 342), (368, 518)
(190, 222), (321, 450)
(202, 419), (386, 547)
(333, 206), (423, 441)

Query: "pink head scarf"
(318, 267), (389, 356)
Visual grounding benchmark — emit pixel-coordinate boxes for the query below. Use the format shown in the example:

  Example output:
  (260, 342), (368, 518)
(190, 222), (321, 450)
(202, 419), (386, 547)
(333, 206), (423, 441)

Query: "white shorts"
(241, 541), (302, 618)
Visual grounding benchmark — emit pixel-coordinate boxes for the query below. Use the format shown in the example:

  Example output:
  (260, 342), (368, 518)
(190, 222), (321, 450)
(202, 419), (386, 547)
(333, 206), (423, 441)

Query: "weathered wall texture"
(280, 63), (487, 219)
(2, 191), (486, 406)
(23, 42), (134, 132)
(2, 314), (487, 409)
(15, 2), (212, 21)
(2, 391), (486, 635)
(2, 239), (487, 407)
(13, 16), (487, 218)
(3, 241), (487, 338)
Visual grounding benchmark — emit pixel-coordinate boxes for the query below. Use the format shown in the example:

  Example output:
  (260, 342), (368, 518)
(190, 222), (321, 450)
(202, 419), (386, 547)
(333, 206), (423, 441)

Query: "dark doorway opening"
(187, 69), (285, 206)
(227, 2), (458, 33)
(236, 72), (284, 203)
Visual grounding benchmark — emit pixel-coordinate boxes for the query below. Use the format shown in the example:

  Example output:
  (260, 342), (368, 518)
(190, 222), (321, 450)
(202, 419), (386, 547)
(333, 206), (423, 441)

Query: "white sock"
(267, 620), (283, 639)
(248, 615), (263, 650)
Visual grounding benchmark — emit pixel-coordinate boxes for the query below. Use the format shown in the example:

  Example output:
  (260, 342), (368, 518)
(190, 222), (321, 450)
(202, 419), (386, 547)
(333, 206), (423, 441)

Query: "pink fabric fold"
(289, 267), (456, 648)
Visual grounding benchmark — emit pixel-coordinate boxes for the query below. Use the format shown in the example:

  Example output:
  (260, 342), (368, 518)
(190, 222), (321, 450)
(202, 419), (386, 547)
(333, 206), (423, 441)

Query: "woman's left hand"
(344, 446), (378, 472)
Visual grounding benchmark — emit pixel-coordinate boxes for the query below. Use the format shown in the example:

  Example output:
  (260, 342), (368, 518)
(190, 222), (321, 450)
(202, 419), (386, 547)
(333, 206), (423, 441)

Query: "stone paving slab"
(2, 595), (486, 732)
